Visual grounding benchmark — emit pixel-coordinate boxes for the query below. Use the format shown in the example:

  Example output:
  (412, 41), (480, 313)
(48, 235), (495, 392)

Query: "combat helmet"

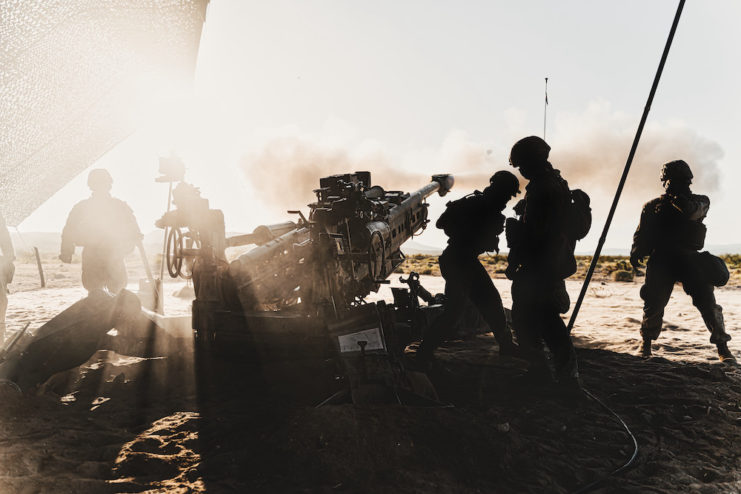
(87, 168), (113, 192)
(660, 160), (693, 183)
(509, 136), (551, 168)
(487, 170), (521, 199)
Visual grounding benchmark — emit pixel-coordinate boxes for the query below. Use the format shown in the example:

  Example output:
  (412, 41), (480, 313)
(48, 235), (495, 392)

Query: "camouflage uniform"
(632, 193), (730, 345)
(61, 194), (141, 294)
(507, 163), (578, 381)
(417, 175), (518, 361)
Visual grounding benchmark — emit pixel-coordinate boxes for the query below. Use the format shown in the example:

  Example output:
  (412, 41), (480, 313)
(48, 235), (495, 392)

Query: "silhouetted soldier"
(416, 171), (521, 364)
(631, 160), (734, 361)
(506, 136), (583, 392)
(60, 169), (142, 294)
(0, 213), (15, 343)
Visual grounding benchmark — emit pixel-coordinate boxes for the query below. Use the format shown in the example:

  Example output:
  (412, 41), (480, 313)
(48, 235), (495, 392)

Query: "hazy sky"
(21, 0), (741, 252)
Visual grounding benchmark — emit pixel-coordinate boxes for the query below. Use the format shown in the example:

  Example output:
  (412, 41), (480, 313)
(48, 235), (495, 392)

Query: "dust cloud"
(238, 130), (505, 211)
(552, 102), (722, 202)
(239, 107), (723, 214)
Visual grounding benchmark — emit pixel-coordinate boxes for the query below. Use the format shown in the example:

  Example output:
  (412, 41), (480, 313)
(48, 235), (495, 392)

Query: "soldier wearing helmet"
(416, 170), (521, 365)
(60, 169), (142, 294)
(506, 136), (583, 396)
(631, 160), (734, 361)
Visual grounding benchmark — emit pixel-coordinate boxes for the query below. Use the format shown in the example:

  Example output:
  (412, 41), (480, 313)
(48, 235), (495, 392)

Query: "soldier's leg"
(639, 260), (675, 342)
(467, 260), (512, 348)
(81, 248), (106, 292)
(511, 273), (548, 376)
(681, 276), (733, 361)
(106, 257), (128, 294)
(539, 280), (579, 381)
(417, 256), (470, 359)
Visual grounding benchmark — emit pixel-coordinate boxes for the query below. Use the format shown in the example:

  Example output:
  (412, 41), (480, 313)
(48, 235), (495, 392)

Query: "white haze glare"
(17, 1), (741, 255)
(19, 101), (726, 255)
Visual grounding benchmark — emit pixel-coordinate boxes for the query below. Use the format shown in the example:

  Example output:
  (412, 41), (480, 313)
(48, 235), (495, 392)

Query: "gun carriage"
(157, 172), (454, 402)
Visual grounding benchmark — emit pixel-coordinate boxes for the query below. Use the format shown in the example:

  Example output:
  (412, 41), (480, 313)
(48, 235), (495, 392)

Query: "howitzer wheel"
(166, 228), (200, 279)
(166, 227), (185, 278)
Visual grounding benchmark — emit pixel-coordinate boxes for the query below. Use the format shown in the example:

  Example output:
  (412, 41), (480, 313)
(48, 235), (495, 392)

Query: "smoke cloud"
(551, 101), (722, 201)
(239, 103), (723, 217)
(239, 128), (505, 211)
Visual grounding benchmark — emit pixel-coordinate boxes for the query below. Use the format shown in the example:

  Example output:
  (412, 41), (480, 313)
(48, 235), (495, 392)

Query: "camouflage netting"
(0, 0), (209, 226)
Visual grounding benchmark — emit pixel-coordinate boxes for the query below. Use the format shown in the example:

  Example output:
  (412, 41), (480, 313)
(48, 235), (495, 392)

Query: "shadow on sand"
(2, 332), (741, 493)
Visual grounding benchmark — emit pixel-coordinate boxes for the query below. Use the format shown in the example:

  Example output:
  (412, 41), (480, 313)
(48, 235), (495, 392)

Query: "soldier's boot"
(717, 342), (736, 363)
(411, 339), (436, 373)
(639, 310), (662, 358)
(704, 305), (734, 362)
(553, 344), (585, 402)
(638, 338), (652, 358)
(498, 341), (522, 358)
(509, 350), (553, 391)
(496, 333), (522, 358)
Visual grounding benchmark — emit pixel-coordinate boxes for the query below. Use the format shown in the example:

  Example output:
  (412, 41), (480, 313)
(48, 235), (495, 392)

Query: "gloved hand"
(505, 217), (522, 248)
(505, 263), (518, 280)
(59, 253), (72, 263)
(630, 254), (644, 270)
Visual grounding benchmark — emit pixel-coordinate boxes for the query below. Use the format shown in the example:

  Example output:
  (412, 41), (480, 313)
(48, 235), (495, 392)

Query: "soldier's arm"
(630, 204), (653, 267)
(122, 202), (142, 239)
(480, 212), (505, 253)
(114, 202), (142, 257)
(60, 205), (82, 262)
(521, 182), (561, 243)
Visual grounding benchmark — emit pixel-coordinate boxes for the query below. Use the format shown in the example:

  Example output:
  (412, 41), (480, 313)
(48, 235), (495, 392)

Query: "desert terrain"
(1, 251), (741, 493)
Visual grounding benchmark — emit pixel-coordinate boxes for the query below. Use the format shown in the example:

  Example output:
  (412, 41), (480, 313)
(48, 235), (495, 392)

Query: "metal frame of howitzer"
(157, 172), (454, 401)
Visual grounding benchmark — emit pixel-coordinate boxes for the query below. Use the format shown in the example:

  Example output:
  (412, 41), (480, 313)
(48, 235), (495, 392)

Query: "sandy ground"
(2, 258), (741, 493)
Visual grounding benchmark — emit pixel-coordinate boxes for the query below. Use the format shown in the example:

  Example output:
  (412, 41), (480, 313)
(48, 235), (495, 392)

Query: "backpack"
(568, 189), (592, 241)
(436, 192), (482, 239)
(436, 192), (505, 252)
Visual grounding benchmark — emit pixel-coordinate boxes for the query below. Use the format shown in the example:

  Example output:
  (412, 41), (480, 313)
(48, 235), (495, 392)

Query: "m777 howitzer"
(157, 172), (453, 403)
(227, 172), (454, 314)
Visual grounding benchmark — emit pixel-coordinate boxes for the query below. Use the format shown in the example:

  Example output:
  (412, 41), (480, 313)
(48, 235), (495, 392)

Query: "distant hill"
(8, 231), (166, 256)
(9, 232), (60, 254)
(401, 240), (443, 255)
(707, 244), (741, 255)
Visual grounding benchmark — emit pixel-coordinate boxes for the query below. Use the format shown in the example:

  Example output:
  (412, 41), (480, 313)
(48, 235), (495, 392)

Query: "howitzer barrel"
(230, 226), (309, 281)
(226, 221), (298, 248)
(365, 174), (454, 281)
(387, 174), (454, 225)
(228, 226), (311, 310)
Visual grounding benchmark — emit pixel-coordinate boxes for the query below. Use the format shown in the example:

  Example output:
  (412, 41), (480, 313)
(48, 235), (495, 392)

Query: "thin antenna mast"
(543, 77), (549, 139)
(567, 0), (686, 334)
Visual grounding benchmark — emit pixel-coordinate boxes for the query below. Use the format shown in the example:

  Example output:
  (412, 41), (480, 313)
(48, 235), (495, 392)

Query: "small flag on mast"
(545, 77), (549, 105)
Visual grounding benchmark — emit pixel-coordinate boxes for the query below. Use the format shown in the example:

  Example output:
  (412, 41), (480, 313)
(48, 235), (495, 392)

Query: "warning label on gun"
(337, 328), (385, 353)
